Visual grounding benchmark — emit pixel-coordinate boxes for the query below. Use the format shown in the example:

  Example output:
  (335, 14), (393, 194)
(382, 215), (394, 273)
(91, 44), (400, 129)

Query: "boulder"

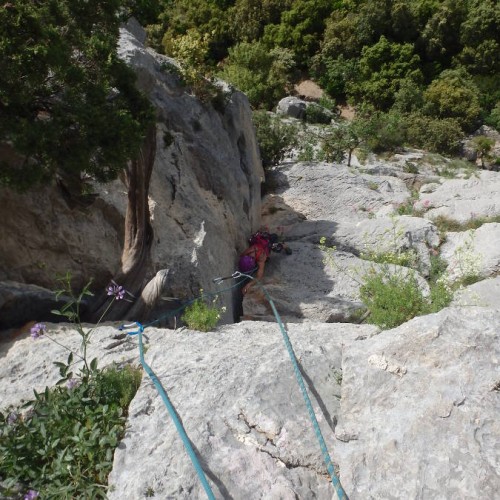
(334, 307), (500, 499)
(0, 281), (68, 330)
(276, 96), (307, 120)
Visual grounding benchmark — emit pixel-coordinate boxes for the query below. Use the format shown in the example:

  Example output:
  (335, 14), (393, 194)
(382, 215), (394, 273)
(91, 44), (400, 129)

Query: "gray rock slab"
(452, 276), (500, 307)
(414, 171), (500, 222)
(107, 321), (378, 499)
(267, 163), (410, 223)
(242, 242), (429, 322)
(0, 323), (140, 410)
(334, 307), (500, 499)
(440, 223), (500, 282)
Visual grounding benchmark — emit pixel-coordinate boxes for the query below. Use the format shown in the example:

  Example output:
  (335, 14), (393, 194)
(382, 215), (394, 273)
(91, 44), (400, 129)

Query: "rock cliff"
(0, 21), (263, 328)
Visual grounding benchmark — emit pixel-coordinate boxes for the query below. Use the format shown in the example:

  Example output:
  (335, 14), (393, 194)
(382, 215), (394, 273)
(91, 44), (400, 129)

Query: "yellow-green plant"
(181, 295), (225, 332)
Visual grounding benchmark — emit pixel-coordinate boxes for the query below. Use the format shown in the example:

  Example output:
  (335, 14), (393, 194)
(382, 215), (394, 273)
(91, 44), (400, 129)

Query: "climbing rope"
(227, 271), (349, 500)
(120, 321), (216, 500)
(121, 269), (348, 499)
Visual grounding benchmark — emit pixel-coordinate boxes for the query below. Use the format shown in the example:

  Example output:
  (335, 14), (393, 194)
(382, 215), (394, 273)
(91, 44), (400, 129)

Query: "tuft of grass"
(181, 297), (225, 332)
(433, 214), (500, 233)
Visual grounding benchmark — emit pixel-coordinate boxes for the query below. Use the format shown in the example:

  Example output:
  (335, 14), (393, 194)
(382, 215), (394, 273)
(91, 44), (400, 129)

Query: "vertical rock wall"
(0, 20), (263, 325)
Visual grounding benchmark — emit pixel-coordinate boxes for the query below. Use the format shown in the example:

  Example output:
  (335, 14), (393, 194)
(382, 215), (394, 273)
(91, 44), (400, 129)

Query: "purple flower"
(7, 412), (18, 425)
(66, 378), (78, 390)
(107, 281), (126, 300)
(30, 323), (46, 339)
(423, 199), (431, 208)
(24, 490), (39, 500)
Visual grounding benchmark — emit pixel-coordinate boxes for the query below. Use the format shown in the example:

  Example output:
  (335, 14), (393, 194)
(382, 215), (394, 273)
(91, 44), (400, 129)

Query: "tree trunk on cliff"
(88, 125), (156, 321)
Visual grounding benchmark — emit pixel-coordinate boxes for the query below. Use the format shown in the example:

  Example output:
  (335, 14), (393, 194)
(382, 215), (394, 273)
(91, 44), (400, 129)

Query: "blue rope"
(120, 270), (347, 498)
(234, 271), (349, 500)
(122, 322), (216, 500)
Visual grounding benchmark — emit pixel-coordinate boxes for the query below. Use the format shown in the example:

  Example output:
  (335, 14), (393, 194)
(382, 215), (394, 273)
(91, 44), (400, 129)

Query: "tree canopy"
(0, 0), (154, 191)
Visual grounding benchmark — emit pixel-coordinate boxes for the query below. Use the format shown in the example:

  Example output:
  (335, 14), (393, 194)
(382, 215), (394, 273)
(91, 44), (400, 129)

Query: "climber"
(238, 231), (291, 295)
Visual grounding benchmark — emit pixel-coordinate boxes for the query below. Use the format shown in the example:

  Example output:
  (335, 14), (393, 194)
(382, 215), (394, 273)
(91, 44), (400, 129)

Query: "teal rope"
(235, 272), (349, 500)
(123, 322), (216, 500)
(117, 278), (245, 499)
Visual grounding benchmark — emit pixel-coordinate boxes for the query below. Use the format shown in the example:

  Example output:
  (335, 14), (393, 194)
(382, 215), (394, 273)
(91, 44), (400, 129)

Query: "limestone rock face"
(334, 307), (500, 499)
(414, 171), (500, 222)
(439, 223), (500, 282)
(244, 163), (432, 321)
(2, 310), (498, 500)
(0, 22), (263, 325)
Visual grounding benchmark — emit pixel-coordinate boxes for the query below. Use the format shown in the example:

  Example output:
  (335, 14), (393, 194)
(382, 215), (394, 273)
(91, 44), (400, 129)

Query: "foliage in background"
(146, 0), (499, 139)
(219, 41), (296, 109)
(0, 275), (142, 498)
(252, 111), (298, 167)
(0, 0), (154, 191)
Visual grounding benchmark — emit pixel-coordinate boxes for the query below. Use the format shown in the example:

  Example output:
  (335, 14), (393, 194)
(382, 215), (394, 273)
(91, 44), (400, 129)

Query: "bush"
(0, 364), (142, 499)
(360, 269), (427, 329)
(219, 41), (296, 109)
(304, 103), (333, 124)
(181, 297), (225, 332)
(403, 114), (463, 154)
(423, 69), (482, 132)
(252, 111), (299, 167)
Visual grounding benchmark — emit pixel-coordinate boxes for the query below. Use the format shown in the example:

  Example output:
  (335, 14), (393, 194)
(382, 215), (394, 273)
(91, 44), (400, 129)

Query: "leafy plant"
(360, 269), (427, 329)
(0, 274), (141, 499)
(252, 111), (299, 167)
(181, 296), (225, 332)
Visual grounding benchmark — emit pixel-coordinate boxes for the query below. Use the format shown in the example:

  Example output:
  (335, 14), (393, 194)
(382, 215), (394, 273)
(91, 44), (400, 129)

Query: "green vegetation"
(359, 270), (428, 329)
(0, 0), (154, 191)
(144, 0), (499, 156)
(0, 365), (141, 499)
(0, 275), (142, 498)
(252, 111), (298, 167)
(181, 296), (226, 332)
(433, 214), (500, 233)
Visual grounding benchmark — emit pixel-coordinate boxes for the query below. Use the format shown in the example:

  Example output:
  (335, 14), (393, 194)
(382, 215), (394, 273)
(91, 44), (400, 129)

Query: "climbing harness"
(120, 271), (348, 500)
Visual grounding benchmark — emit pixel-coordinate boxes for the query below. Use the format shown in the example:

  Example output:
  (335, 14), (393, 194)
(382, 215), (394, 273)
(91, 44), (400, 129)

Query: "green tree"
(261, 0), (337, 67)
(471, 136), (495, 168)
(403, 114), (463, 154)
(485, 101), (500, 131)
(420, 0), (467, 67)
(348, 36), (423, 109)
(0, 0), (153, 191)
(219, 41), (295, 108)
(423, 69), (481, 131)
(252, 110), (298, 167)
(158, 0), (234, 61)
(228, 0), (292, 43)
